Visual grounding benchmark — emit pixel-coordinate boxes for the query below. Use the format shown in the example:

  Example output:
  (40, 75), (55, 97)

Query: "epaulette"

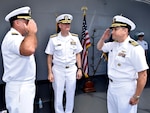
(129, 40), (139, 46)
(50, 34), (58, 38)
(11, 32), (18, 35)
(71, 33), (78, 37)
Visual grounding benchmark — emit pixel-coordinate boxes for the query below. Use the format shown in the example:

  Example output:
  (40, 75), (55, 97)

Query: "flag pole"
(81, 6), (96, 93)
(80, 6), (88, 42)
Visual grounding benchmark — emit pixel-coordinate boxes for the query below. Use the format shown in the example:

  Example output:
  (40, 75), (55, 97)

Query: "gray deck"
(74, 75), (150, 113)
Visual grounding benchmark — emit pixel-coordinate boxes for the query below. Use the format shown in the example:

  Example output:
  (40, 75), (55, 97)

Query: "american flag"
(81, 14), (91, 78)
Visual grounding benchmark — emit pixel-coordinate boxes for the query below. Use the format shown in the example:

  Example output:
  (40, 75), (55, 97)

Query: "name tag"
(70, 41), (76, 45)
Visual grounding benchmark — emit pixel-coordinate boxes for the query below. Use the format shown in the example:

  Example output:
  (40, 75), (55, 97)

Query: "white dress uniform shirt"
(137, 40), (148, 50)
(45, 32), (83, 66)
(1, 28), (36, 113)
(2, 28), (36, 82)
(102, 36), (148, 82)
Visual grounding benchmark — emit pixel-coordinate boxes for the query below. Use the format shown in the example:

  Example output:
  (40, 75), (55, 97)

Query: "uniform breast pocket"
(54, 46), (63, 56)
(114, 54), (130, 68)
(115, 55), (126, 63)
(69, 45), (77, 57)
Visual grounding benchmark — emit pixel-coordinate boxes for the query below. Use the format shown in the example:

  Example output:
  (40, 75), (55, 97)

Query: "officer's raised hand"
(24, 19), (37, 35)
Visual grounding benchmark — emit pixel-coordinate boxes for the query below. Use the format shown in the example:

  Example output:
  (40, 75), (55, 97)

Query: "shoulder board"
(50, 34), (58, 38)
(113, 40), (118, 42)
(129, 40), (139, 46)
(11, 32), (18, 35)
(71, 33), (78, 37)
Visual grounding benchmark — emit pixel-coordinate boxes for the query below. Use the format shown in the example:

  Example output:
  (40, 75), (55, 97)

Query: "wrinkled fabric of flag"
(81, 14), (91, 78)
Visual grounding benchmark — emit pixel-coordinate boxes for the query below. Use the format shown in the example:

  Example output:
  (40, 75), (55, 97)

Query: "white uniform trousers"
(107, 80), (137, 113)
(5, 81), (35, 113)
(52, 65), (77, 113)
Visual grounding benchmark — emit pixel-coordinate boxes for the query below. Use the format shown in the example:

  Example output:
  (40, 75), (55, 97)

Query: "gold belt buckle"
(65, 66), (69, 68)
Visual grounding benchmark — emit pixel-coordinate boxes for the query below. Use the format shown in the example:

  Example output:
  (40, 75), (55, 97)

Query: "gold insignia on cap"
(57, 14), (72, 24)
(64, 15), (69, 20)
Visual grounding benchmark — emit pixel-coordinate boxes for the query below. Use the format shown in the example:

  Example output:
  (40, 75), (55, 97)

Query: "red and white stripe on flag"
(81, 15), (91, 78)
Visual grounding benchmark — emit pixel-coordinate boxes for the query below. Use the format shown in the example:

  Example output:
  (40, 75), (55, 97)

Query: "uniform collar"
(58, 32), (72, 42)
(10, 28), (21, 36)
(119, 36), (131, 45)
(116, 36), (131, 49)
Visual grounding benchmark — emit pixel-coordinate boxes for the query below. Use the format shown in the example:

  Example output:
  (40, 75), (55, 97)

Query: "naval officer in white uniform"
(1, 6), (37, 113)
(97, 15), (148, 113)
(45, 14), (83, 113)
(136, 32), (148, 58)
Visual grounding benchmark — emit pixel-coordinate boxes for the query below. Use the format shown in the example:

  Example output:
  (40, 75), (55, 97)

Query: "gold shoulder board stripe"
(71, 33), (78, 37)
(129, 40), (139, 46)
(50, 34), (58, 38)
(11, 32), (18, 35)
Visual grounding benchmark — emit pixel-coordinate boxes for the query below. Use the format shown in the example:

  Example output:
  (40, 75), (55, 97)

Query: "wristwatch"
(133, 95), (140, 99)
(78, 67), (82, 70)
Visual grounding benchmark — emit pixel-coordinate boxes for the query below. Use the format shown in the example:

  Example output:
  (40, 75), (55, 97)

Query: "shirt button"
(117, 63), (121, 66)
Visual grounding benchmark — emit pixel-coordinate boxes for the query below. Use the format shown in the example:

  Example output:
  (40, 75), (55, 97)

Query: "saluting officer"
(97, 15), (149, 113)
(45, 14), (83, 113)
(1, 6), (37, 113)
